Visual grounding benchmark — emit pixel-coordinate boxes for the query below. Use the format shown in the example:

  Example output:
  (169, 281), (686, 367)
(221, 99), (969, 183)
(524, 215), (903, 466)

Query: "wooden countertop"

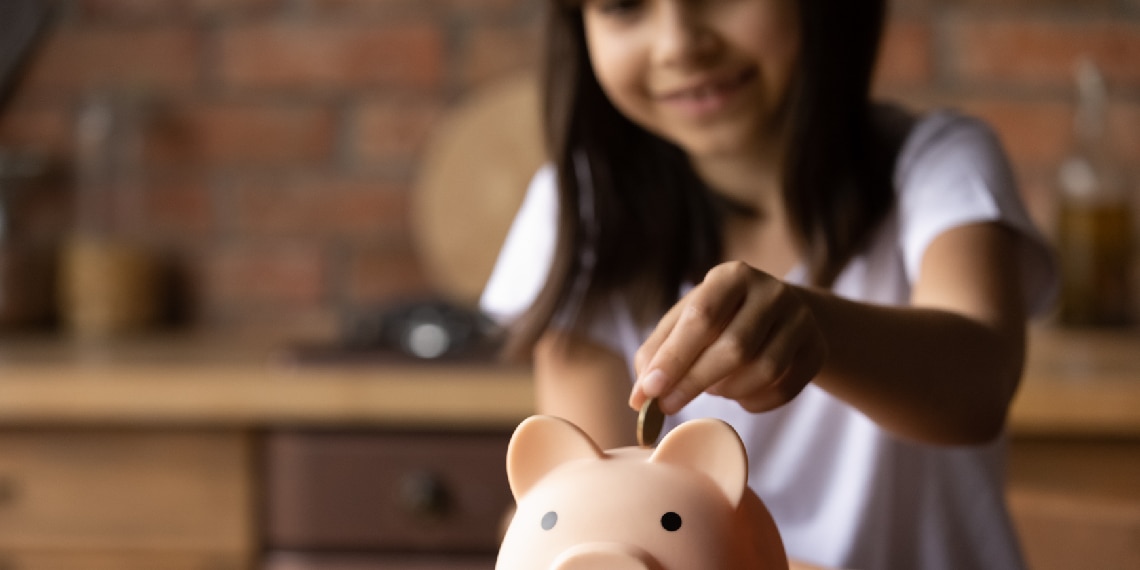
(0, 326), (1136, 436)
(1009, 325), (1140, 437)
(0, 334), (536, 429)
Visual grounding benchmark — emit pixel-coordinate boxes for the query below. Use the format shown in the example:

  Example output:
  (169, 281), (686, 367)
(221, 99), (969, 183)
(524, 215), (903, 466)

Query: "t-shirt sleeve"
(895, 111), (1059, 316)
(477, 165), (640, 365)
(479, 165), (558, 325)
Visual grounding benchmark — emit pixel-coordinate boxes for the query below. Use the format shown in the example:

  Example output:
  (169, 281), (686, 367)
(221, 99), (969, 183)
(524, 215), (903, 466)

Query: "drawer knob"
(399, 470), (452, 519)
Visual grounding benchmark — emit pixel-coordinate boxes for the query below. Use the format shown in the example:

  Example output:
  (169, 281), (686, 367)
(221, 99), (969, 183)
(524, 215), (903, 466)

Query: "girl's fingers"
(630, 262), (827, 415)
(629, 299), (685, 409)
(712, 322), (826, 412)
(631, 265), (748, 407)
(633, 294), (685, 377)
(657, 283), (785, 413)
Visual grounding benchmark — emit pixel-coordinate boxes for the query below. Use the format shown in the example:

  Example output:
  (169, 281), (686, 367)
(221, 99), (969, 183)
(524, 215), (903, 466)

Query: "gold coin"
(637, 397), (665, 448)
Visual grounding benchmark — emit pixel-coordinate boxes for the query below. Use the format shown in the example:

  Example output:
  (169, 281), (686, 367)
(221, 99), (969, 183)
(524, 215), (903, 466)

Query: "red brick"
(345, 244), (431, 303)
(1109, 102), (1140, 167)
(875, 17), (934, 88)
(219, 22), (445, 91)
(145, 101), (336, 168)
(352, 99), (445, 164)
(299, 0), (430, 16)
(463, 24), (542, 87)
(135, 176), (216, 240)
(954, 98), (1074, 166)
(4, 171), (72, 244)
(888, 0), (936, 13)
(21, 25), (201, 95)
(945, 0), (1117, 8)
(445, 0), (537, 12)
(949, 16), (1140, 87)
(231, 175), (409, 239)
(204, 243), (327, 306)
(301, 0), (531, 17)
(75, 0), (284, 20)
(0, 105), (72, 154)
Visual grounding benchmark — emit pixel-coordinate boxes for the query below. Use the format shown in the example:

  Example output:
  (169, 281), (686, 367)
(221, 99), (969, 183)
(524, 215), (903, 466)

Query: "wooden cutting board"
(411, 72), (546, 306)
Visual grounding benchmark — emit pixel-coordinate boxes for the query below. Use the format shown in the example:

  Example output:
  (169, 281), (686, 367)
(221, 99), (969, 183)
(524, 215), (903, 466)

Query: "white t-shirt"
(480, 110), (1058, 570)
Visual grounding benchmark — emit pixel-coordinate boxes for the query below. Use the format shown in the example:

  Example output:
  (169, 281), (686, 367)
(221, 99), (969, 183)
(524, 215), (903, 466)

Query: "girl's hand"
(630, 261), (828, 415)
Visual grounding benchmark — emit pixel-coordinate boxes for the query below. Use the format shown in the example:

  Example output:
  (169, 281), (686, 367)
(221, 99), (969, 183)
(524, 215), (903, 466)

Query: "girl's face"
(582, 0), (800, 160)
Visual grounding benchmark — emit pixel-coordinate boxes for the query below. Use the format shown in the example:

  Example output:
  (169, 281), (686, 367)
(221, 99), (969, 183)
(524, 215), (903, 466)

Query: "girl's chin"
(670, 128), (766, 162)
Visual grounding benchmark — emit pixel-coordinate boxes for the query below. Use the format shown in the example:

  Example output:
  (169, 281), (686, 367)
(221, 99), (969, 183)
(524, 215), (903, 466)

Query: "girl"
(481, 0), (1057, 568)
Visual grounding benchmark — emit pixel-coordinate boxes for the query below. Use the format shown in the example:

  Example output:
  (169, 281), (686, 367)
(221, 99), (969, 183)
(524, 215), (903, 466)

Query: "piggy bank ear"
(650, 419), (748, 508)
(506, 415), (605, 501)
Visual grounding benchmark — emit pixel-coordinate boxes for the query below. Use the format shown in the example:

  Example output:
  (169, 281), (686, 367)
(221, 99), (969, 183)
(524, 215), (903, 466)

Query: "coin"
(637, 397), (665, 448)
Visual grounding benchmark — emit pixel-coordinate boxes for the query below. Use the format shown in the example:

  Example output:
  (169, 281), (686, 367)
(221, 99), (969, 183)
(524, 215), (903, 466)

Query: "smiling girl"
(480, 0), (1057, 568)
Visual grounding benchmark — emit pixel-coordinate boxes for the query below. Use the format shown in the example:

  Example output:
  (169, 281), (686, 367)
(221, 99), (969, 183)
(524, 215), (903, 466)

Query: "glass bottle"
(61, 91), (162, 337)
(1056, 60), (1134, 326)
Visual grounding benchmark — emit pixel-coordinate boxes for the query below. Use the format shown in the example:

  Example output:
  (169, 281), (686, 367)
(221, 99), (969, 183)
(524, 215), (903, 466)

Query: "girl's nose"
(652, 2), (719, 67)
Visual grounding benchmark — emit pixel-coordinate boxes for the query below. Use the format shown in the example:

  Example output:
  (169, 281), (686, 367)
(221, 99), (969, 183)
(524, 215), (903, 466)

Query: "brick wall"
(880, 0), (1140, 230)
(0, 0), (1137, 333)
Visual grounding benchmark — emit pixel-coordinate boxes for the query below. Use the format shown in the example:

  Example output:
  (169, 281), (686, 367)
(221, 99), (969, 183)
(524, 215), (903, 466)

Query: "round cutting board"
(411, 72), (546, 307)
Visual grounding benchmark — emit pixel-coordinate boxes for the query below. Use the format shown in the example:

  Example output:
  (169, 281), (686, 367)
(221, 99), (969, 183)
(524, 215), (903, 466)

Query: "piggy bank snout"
(551, 542), (662, 570)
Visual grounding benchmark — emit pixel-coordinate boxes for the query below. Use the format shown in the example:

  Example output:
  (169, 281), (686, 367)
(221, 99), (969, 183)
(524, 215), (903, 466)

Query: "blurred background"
(0, 2), (1137, 570)
(0, 0), (1136, 336)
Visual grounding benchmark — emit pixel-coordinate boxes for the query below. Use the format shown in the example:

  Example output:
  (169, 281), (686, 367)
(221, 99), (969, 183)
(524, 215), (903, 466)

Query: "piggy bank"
(496, 415), (788, 570)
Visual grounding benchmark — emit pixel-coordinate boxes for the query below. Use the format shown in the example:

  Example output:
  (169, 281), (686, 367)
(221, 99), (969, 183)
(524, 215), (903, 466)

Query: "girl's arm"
(802, 221), (1026, 444)
(631, 221), (1031, 446)
(534, 330), (639, 450)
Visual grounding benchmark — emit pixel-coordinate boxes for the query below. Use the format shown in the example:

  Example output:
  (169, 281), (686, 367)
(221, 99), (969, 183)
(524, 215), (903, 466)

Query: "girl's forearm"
(534, 332), (640, 450)
(796, 286), (1026, 445)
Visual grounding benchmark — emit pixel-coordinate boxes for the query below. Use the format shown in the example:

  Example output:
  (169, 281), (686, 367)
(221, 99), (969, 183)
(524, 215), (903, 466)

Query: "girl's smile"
(653, 65), (759, 120)
(583, 0), (800, 159)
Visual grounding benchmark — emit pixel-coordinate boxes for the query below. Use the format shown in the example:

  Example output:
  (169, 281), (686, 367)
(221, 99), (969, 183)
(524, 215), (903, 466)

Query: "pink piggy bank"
(496, 415), (788, 570)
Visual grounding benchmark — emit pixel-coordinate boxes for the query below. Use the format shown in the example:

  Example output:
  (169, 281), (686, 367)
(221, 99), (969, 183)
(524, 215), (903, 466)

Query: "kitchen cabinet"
(0, 335), (532, 570)
(262, 552), (496, 570)
(262, 429), (512, 568)
(1008, 438), (1140, 570)
(0, 327), (1136, 569)
(0, 429), (255, 570)
(1004, 326), (1140, 570)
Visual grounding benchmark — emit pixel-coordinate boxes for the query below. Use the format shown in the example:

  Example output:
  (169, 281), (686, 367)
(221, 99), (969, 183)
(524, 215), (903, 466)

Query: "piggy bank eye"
(541, 511), (558, 530)
(661, 511), (682, 531)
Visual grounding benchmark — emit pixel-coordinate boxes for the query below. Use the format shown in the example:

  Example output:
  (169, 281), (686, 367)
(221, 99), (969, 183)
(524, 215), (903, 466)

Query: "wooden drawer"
(263, 430), (512, 553)
(0, 429), (254, 555)
(263, 551), (493, 570)
(0, 550), (249, 570)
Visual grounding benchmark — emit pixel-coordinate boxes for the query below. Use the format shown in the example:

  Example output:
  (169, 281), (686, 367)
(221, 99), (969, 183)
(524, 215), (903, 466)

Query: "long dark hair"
(503, 0), (893, 360)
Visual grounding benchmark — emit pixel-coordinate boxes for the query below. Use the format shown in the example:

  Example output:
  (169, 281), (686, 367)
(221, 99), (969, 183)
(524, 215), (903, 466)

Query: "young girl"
(481, 0), (1057, 568)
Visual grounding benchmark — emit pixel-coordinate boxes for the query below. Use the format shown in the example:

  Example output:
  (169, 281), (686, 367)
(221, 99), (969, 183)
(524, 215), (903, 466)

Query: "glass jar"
(1055, 60), (1134, 327)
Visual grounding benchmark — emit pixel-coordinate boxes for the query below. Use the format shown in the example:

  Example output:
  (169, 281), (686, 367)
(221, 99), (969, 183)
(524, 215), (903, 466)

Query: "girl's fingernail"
(640, 369), (667, 396)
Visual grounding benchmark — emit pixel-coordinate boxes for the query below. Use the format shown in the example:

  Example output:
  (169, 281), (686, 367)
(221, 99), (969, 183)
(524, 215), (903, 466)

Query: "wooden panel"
(263, 551), (493, 570)
(1009, 490), (1140, 570)
(264, 430), (512, 553)
(0, 429), (254, 552)
(0, 550), (249, 570)
(1008, 438), (1140, 570)
(411, 71), (543, 305)
(1012, 326), (1140, 437)
(0, 362), (535, 429)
